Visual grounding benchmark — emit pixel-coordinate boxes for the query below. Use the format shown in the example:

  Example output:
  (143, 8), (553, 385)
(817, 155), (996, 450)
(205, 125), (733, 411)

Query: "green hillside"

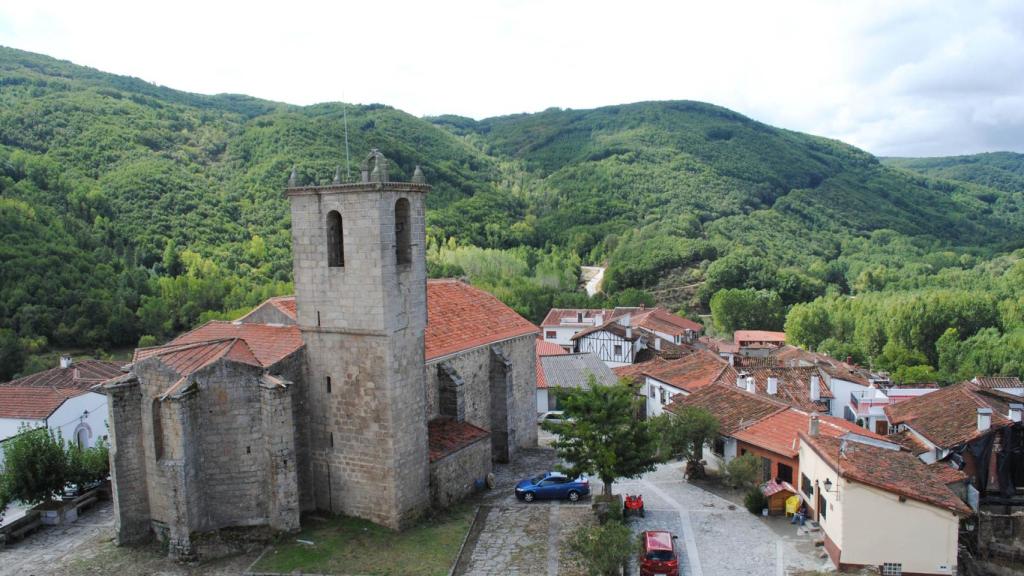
(884, 152), (1024, 194)
(1, 46), (1023, 383)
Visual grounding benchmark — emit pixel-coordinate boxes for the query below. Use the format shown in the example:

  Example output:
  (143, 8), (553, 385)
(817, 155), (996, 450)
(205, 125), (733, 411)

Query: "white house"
(799, 429), (969, 575)
(0, 357), (121, 460)
(572, 319), (646, 368)
(540, 308), (611, 351)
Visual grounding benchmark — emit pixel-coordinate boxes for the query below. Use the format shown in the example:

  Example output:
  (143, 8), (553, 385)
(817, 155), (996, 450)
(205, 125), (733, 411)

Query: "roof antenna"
(343, 97), (352, 182)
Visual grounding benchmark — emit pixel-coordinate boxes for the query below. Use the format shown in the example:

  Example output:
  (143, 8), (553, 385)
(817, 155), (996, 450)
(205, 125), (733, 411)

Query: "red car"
(639, 530), (680, 576)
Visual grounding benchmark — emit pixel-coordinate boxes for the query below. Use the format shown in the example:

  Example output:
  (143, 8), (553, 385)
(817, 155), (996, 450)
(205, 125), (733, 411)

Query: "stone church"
(103, 150), (539, 559)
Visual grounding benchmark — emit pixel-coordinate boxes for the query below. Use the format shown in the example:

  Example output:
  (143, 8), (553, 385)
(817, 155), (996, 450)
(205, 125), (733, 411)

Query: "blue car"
(515, 471), (590, 502)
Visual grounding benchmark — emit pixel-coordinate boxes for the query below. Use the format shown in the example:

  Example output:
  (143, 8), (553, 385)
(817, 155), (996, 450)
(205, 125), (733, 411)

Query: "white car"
(538, 410), (566, 425)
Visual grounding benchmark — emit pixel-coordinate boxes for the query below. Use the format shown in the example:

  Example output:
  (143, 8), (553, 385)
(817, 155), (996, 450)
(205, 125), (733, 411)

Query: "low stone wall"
(430, 438), (491, 508)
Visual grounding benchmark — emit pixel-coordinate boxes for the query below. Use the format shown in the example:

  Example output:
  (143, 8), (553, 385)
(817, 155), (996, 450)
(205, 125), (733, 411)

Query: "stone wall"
(113, 356), (300, 560)
(289, 182), (431, 530)
(425, 333), (538, 460)
(105, 378), (152, 545)
(429, 438), (491, 508)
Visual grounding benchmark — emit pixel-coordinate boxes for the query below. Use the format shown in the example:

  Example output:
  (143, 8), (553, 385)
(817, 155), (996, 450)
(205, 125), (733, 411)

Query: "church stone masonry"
(288, 149), (431, 528)
(102, 149), (539, 560)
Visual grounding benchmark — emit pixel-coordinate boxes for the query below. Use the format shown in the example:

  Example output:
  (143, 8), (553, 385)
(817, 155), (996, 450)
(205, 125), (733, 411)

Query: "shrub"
(723, 453), (760, 489)
(570, 521), (636, 576)
(743, 487), (768, 515)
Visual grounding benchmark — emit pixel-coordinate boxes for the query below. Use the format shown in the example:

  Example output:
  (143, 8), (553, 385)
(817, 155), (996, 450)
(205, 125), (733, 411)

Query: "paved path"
(616, 463), (824, 576)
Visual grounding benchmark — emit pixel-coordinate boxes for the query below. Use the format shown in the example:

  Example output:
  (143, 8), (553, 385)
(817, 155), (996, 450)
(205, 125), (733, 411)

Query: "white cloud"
(0, 0), (1020, 156)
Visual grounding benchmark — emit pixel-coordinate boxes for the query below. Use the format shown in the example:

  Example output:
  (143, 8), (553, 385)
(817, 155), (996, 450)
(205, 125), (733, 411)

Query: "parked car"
(514, 471), (590, 502)
(639, 530), (680, 576)
(537, 410), (566, 425)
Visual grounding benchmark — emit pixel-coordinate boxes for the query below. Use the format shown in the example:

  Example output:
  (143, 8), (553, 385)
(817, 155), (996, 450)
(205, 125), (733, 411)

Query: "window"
(614, 344), (623, 355)
(660, 388), (668, 405)
(75, 425), (90, 448)
(881, 563), (902, 576)
(761, 457), (772, 483)
(818, 493), (827, 519)
(327, 210), (345, 267)
(650, 386), (656, 398)
(152, 399), (164, 460)
(801, 473), (812, 497)
(777, 462), (793, 484)
(326, 376), (332, 394)
(712, 436), (725, 457)
(394, 198), (412, 265)
(545, 331), (557, 339)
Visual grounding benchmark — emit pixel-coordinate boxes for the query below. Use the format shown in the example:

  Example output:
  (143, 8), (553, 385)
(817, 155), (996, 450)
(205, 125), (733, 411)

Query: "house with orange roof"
(569, 306), (699, 367)
(884, 381), (1024, 502)
(0, 357), (121, 455)
(616, 350), (736, 418)
(540, 308), (613, 351)
(799, 430), (970, 574)
(102, 151), (542, 559)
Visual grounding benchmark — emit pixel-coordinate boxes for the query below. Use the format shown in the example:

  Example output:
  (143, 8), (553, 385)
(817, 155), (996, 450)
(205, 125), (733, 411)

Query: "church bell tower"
(287, 149), (430, 529)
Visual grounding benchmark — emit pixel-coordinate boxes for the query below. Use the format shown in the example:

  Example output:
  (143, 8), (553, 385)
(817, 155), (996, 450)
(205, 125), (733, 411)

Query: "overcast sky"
(1, 0), (1021, 157)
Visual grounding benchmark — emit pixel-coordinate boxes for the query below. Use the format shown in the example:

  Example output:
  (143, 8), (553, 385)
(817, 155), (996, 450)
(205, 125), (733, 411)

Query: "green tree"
(784, 302), (831, 349)
(544, 379), (658, 496)
(653, 407), (719, 467)
(570, 522), (636, 576)
(0, 426), (67, 505)
(710, 288), (785, 334)
(0, 329), (25, 381)
(723, 453), (760, 489)
(65, 438), (110, 489)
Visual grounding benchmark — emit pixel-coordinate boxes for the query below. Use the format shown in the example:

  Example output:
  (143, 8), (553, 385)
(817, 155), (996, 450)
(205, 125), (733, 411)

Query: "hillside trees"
(710, 288), (785, 334)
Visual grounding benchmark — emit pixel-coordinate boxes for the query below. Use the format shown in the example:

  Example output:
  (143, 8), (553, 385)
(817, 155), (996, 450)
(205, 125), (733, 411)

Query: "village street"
(455, 438), (829, 576)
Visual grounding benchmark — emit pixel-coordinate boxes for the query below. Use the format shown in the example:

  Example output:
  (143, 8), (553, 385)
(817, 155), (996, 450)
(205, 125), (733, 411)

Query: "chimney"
(654, 338), (661, 351)
(1010, 404), (1023, 424)
(729, 354), (735, 367)
(845, 355), (853, 365)
(736, 373), (746, 389)
(626, 327), (633, 339)
(767, 376), (778, 395)
(59, 355), (73, 369)
(618, 313), (632, 326)
(809, 414), (820, 437)
(810, 374), (821, 402)
(977, 407), (992, 432)
(595, 313), (604, 324)
(745, 376), (756, 394)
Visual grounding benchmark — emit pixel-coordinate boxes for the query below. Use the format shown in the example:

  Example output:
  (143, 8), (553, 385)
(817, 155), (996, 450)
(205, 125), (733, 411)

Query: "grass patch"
(252, 504), (477, 576)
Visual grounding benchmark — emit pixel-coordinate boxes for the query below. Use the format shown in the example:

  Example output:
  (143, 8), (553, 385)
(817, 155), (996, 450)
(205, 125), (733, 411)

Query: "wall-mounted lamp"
(823, 478), (833, 492)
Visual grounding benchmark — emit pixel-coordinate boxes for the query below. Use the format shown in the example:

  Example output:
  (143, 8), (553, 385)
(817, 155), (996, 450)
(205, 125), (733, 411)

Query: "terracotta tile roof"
(734, 330), (786, 343)
(637, 350), (733, 393)
(734, 409), (886, 459)
(537, 340), (569, 357)
(886, 429), (932, 456)
(772, 346), (874, 386)
(631, 308), (703, 336)
(536, 338), (569, 389)
(800, 432), (971, 515)
(152, 321), (303, 368)
(0, 386), (83, 420)
(699, 336), (739, 354)
(884, 381), (1014, 449)
(1, 360), (123, 391)
(667, 382), (788, 435)
(972, 376), (1023, 390)
(714, 366), (832, 412)
(613, 357), (668, 383)
(427, 417), (489, 462)
(540, 308), (612, 327)
(570, 320), (641, 342)
(929, 462), (969, 485)
(425, 280), (539, 360)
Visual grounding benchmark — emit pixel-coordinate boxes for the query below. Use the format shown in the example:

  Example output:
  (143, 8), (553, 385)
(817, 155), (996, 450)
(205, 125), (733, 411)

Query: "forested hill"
(1, 46), (1023, 383)
(883, 152), (1024, 194)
